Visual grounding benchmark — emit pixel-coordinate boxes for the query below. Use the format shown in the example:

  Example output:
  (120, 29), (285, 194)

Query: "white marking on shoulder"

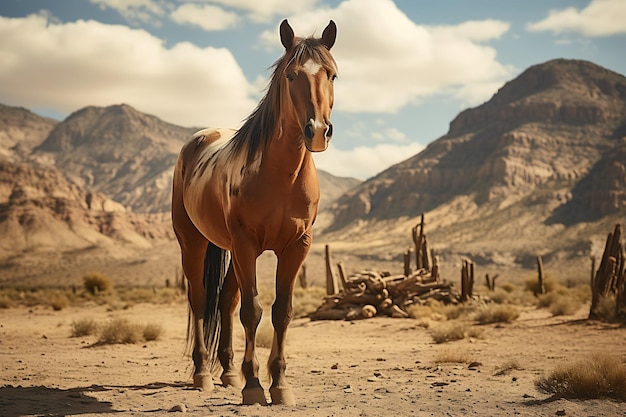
(302, 59), (322, 75)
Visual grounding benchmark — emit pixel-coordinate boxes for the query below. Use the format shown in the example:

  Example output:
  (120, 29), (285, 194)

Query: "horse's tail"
(204, 241), (229, 371)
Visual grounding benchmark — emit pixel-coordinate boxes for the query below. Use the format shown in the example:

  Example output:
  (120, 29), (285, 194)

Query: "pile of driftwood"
(311, 214), (461, 320)
(310, 268), (458, 320)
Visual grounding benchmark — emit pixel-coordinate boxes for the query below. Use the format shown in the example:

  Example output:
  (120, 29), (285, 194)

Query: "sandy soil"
(1, 302), (625, 417)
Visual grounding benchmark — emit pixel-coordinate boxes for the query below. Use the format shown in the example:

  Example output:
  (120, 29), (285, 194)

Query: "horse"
(171, 19), (337, 406)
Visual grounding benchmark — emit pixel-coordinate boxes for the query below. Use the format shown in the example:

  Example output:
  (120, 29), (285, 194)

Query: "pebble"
(169, 403), (186, 413)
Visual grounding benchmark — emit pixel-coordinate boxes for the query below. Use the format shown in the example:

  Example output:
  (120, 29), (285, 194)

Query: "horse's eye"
(286, 72), (295, 82)
(330, 74), (337, 82)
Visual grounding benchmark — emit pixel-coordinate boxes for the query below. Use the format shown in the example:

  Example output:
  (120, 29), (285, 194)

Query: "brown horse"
(171, 20), (337, 406)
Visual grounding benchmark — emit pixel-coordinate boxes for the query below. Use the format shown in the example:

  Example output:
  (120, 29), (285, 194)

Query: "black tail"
(203, 241), (229, 371)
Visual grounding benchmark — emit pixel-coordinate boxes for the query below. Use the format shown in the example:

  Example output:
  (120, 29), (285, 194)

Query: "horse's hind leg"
(218, 262), (242, 388)
(181, 243), (214, 390)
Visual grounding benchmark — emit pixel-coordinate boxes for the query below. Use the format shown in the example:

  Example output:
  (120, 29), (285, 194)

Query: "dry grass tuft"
(430, 321), (468, 344)
(98, 318), (142, 344)
(536, 354), (626, 400)
(434, 349), (475, 364)
(71, 318), (99, 337)
(142, 323), (163, 341)
(50, 293), (69, 311)
(475, 304), (520, 324)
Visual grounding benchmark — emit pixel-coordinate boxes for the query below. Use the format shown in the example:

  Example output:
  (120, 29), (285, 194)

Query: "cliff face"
(326, 60), (626, 231)
(0, 160), (174, 256)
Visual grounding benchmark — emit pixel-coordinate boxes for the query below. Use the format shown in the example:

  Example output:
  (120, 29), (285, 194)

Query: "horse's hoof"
(193, 373), (214, 391)
(269, 386), (296, 406)
(220, 371), (242, 388)
(241, 386), (268, 405)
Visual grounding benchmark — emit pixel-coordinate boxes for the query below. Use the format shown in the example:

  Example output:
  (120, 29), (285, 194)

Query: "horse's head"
(279, 19), (337, 152)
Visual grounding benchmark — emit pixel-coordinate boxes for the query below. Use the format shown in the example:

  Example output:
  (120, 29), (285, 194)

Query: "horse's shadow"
(0, 382), (190, 417)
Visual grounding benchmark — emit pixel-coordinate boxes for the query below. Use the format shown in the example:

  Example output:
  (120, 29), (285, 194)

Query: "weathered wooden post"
(413, 213), (425, 270)
(536, 256), (546, 295)
(325, 244), (339, 295)
(431, 249), (440, 282)
(589, 224), (623, 319)
(337, 261), (348, 292)
(403, 249), (411, 277)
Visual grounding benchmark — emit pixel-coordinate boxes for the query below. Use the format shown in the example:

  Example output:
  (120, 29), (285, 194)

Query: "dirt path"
(1, 302), (624, 416)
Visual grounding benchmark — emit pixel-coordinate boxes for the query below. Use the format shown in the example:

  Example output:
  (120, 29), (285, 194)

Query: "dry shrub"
(466, 326), (485, 339)
(489, 288), (513, 304)
(50, 294), (68, 311)
(408, 300), (472, 322)
(98, 318), (145, 344)
(475, 304), (520, 324)
(84, 272), (113, 295)
(143, 323), (163, 341)
(536, 354), (626, 400)
(71, 318), (99, 337)
(430, 322), (468, 344)
(592, 295), (617, 322)
(0, 294), (14, 309)
(499, 282), (516, 293)
(548, 296), (581, 316)
(524, 276), (556, 295)
(435, 350), (474, 364)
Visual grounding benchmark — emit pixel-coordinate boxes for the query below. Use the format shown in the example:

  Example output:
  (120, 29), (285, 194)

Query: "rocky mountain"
(320, 59), (626, 275)
(0, 104), (57, 160)
(33, 104), (195, 213)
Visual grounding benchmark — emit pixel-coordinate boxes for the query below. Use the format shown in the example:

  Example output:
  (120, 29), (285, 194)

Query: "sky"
(1, 0), (625, 180)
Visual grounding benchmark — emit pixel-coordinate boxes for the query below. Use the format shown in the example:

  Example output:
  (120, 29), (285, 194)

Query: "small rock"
(468, 362), (482, 370)
(331, 363), (339, 370)
(556, 410), (566, 416)
(169, 403), (186, 413)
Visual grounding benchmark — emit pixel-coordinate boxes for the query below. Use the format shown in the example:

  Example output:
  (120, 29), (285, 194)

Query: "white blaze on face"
(302, 59), (322, 76)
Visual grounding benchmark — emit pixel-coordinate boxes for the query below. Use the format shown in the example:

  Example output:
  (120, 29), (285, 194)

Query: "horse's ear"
(321, 20), (336, 50)
(280, 19), (295, 51)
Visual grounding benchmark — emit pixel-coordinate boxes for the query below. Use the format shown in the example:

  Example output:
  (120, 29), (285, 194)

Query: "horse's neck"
(263, 121), (311, 181)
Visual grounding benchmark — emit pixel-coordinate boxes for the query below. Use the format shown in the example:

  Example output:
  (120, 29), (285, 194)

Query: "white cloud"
(527, 0), (626, 37)
(171, 4), (240, 31)
(208, 0), (320, 23)
(313, 141), (424, 180)
(0, 14), (256, 127)
(261, 0), (512, 114)
(371, 127), (407, 143)
(90, 0), (165, 25)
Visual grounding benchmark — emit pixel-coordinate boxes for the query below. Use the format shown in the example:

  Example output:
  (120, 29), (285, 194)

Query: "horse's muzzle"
(304, 119), (332, 152)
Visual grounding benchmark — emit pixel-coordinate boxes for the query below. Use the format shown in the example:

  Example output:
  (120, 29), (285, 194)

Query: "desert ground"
(1, 295), (625, 417)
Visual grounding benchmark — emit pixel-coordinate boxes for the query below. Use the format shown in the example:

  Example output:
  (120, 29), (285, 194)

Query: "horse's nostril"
(325, 123), (333, 138)
(304, 122), (314, 140)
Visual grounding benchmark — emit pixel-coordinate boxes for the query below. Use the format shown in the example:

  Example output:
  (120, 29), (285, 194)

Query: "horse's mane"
(227, 36), (337, 166)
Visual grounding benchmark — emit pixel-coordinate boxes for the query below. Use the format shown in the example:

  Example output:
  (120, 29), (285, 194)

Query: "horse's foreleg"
(218, 262), (242, 388)
(269, 237), (310, 406)
(232, 244), (267, 405)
